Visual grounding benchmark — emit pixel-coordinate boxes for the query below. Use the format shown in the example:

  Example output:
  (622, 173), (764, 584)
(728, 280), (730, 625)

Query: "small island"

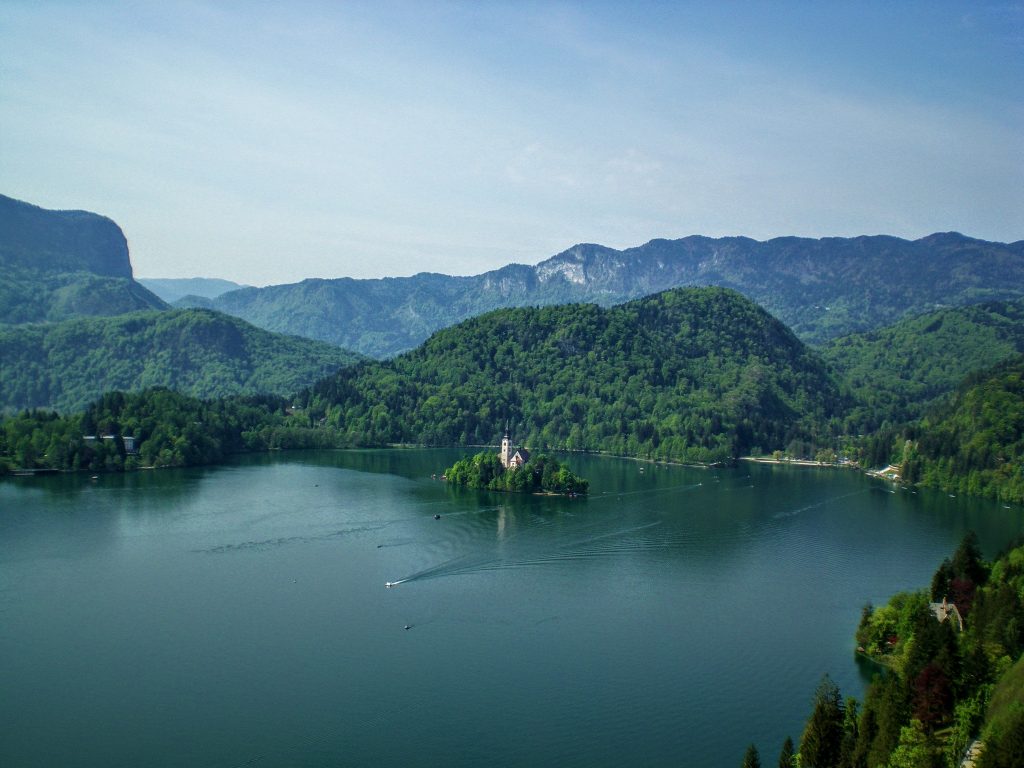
(444, 429), (588, 495)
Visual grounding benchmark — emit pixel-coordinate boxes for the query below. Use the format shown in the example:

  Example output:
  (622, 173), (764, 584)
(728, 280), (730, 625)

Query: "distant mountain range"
(6, 189), (1024, 430)
(180, 233), (1024, 357)
(138, 277), (249, 304)
(0, 193), (167, 322)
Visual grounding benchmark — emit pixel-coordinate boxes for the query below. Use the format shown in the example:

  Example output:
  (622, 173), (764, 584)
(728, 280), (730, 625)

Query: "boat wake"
(384, 520), (664, 587)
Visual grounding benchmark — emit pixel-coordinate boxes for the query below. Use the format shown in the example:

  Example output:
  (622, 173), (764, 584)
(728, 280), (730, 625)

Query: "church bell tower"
(500, 424), (511, 468)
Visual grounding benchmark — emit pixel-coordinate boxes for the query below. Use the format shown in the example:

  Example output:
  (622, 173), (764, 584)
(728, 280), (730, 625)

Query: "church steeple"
(500, 421), (511, 468)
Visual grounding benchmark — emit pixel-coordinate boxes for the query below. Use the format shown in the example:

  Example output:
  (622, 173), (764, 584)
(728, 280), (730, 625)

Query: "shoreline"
(740, 456), (857, 469)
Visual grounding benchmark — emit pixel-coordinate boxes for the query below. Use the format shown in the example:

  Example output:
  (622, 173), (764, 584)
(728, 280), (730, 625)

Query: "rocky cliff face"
(0, 194), (166, 323)
(0, 194), (133, 278)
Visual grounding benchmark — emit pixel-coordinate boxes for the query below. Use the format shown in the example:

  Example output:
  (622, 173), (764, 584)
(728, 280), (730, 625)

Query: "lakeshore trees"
(745, 534), (1024, 768)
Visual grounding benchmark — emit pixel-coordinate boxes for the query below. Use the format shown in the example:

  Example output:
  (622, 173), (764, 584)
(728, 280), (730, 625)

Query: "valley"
(3, 193), (1024, 507)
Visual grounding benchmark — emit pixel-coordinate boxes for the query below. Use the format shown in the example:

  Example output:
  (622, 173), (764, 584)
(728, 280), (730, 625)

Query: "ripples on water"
(1, 451), (1022, 768)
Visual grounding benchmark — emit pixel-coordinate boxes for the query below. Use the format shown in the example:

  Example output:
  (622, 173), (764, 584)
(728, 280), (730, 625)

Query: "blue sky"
(2, 1), (1021, 285)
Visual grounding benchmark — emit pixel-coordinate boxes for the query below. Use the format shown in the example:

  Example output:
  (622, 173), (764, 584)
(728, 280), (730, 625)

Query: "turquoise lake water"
(2, 450), (1022, 767)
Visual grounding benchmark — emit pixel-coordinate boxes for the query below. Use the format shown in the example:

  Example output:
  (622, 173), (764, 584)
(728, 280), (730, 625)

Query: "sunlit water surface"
(2, 450), (1022, 767)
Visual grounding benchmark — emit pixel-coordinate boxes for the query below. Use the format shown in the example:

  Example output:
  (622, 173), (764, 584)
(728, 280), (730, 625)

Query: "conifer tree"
(778, 736), (795, 768)
(741, 743), (761, 768)
(800, 675), (846, 768)
(839, 697), (861, 768)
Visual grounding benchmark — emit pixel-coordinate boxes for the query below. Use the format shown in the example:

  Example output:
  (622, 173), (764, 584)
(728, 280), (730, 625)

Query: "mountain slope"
(0, 194), (167, 322)
(904, 355), (1024, 502)
(822, 300), (1024, 431)
(184, 233), (1024, 357)
(0, 308), (362, 413)
(303, 287), (844, 462)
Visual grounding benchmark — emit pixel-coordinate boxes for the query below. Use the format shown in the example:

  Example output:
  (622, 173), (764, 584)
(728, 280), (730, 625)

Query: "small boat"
(385, 582), (394, 588)
(404, 625), (411, 630)
(434, 514), (441, 520)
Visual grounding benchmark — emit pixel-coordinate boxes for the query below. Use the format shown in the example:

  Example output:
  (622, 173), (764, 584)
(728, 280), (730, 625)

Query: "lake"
(2, 450), (1022, 767)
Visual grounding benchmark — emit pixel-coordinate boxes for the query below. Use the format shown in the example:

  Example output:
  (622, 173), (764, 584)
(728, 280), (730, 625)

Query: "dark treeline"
(0, 388), (346, 473)
(744, 533), (1024, 768)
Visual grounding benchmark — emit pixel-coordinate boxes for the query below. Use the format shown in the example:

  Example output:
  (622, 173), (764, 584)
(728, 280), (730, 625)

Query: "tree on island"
(445, 450), (588, 494)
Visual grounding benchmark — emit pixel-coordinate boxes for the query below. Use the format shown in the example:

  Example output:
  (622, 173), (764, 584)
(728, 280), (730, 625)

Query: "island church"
(500, 428), (530, 469)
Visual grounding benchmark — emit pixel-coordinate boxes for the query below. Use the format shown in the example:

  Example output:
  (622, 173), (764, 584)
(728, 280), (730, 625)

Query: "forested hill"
(302, 287), (844, 463)
(0, 193), (166, 323)
(0, 309), (362, 413)
(822, 300), (1024, 432)
(184, 232), (1024, 357)
(898, 355), (1024, 502)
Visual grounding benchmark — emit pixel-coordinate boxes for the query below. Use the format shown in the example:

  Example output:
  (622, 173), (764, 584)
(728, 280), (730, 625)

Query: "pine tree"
(778, 736), (795, 768)
(801, 675), (846, 768)
(840, 697), (861, 768)
(742, 743), (762, 768)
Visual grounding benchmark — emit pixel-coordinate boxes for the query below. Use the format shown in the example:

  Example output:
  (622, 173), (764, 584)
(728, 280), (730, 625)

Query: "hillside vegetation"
(898, 356), (1024, 502)
(822, 300), (1024, 432)
(0, 309), (362, 413)
(3, 185), (1023, 505)
(6, 285), (1024, 508)
(304, 287), (844, 464)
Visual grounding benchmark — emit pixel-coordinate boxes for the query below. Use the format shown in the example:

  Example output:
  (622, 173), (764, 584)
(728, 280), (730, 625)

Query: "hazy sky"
(2, 1), (1021, 285)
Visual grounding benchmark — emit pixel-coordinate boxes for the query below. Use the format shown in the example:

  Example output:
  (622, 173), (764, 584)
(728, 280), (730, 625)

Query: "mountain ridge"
(183, 232), (1024, 357)
(139, 277), (249, 303)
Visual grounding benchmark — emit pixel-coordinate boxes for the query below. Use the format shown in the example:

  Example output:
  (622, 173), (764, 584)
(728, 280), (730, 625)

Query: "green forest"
(0, 308), (362, 413)
(304, 287), (844, 464)
(893, 357), (1024, 503)
(744, 533), (1024, 768)
(444, 451), (589, 494)
(822, 301), (1024, 434)
(4, 286), (1024, 507)
(0, 388), (341, 473)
